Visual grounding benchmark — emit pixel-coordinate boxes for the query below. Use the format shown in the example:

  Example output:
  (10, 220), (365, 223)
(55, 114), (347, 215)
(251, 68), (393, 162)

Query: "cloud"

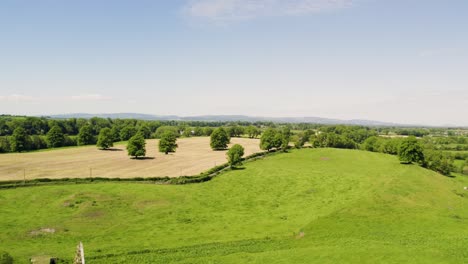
(183, 0), (353, 22)
(69, 94), (111, 101)
(0, 94), (111, 102)
(0, 94), (37, 102)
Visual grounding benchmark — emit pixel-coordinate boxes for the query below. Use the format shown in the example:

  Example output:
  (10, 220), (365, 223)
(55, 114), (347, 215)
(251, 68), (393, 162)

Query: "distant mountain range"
(44, 113), (414, 127)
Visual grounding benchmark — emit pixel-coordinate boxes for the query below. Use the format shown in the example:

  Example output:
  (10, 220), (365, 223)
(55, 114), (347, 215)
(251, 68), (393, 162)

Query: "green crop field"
(1, 149), (467, 263)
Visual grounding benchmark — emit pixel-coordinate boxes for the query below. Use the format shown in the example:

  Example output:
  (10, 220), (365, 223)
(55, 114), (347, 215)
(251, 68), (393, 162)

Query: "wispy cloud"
(69, 94), (112, 101)
(183, 0), (353, 22)
(0, 94), (37, 102)
(0, 94), (112, 102)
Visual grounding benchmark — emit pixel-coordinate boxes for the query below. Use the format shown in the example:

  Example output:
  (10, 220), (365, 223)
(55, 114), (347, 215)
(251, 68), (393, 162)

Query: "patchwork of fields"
(0, 137), (261, 181)
(0, 149), (467, 263)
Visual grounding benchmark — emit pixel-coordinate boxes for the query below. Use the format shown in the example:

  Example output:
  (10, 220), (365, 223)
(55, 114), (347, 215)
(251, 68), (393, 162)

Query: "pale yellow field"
(0, 137), (261, 181)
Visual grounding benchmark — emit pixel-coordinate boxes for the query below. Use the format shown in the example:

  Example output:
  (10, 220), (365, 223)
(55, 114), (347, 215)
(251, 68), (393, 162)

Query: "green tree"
(138, 125), (151, 139)
(120, 126), (137, 141)
(260, 128), (278, 151)
(203, 127), (214, 136)
(46, 125), (65, 148)
(398, 136), (425, 164)
(227, 144), (245, 167)
(159, 131), (178, 154)
(280, 127), (291, 151)
(97, 128), (114, 150)
(423, 150), (454, 176)
(77, 125), (95, 146)
(182, 127), (192, 137)
(246, 125), (260, 138)
(127, 133), (146, 159)
(362, 136), (381, 152)
(154, 126), (179, 139)
(10, 127), (30, 152)
(210, 127), (230, 150)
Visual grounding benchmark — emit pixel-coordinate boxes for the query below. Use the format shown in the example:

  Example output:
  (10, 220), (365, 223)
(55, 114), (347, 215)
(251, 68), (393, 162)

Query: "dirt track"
(0, 137), (261, 181)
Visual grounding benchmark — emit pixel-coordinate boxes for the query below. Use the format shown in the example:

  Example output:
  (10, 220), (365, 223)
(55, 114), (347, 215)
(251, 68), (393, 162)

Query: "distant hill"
(46, 113), (407, 126)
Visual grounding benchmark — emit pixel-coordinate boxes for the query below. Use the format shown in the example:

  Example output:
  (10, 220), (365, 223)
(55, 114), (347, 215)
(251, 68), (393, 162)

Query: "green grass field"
(1, 149), (467, 263)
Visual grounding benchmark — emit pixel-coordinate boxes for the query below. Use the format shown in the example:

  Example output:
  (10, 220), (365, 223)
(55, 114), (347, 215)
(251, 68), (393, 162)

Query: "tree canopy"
(227, 144), (245, 167)
(398, 136), (425, 164)
(46, 125), (65, 148)
(210, 127), (230, 150)
(77, 125), (95, 146)
(159, 131), (178, 154)
(127, 133), (146, 159)
(97, 127), (114, 150)
(10, 127), (30, 152)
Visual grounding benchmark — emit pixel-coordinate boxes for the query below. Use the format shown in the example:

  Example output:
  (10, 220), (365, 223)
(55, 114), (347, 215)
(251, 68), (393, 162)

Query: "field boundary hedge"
(0, 149), (281, 189)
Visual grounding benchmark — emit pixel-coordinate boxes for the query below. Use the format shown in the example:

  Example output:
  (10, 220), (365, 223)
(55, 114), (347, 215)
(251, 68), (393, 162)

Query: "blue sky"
(0, 0), (467, 126)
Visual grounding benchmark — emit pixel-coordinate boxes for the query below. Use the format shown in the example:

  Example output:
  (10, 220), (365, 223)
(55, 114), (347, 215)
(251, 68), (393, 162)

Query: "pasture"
(0, 137), (261, 181)
(0, 149), (467, 263)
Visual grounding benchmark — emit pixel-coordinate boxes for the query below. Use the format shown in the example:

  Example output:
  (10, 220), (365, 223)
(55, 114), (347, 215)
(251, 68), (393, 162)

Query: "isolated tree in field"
(127, 133), (146, 159)
(10, 127), (30, 152)
(227, 144), (244, 167)
(210, 127), (230, 150)
(97, 127), (114, 150)
(77, 125), (95, 146)
(260, 128), (277, 151)
(398, 136), (424, 164)
(47, 125), (65, 148)
(159, 131), (178, 154)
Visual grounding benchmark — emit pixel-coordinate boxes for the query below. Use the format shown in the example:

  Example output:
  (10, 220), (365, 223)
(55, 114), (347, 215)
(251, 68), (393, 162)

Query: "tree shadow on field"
(231, 167), (246, 171)
(132, 157), (155, 160)
(102, 148), (123, 151)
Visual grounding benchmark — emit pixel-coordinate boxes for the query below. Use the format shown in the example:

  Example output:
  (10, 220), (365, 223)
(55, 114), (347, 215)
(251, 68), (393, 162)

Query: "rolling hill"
(0, 149), (467, 263)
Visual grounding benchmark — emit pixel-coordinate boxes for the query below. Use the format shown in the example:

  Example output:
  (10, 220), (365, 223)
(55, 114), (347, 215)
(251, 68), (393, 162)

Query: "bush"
(0, 251), (13, 264)
(227, 144), (245, 167)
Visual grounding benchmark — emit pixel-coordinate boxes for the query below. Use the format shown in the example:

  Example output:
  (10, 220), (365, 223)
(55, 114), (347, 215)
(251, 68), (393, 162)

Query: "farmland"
(1, 148), (467, 263)
(0, 137), (260, 181)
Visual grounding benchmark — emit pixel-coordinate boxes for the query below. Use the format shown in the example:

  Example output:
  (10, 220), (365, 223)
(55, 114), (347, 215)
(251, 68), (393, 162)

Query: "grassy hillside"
(0, 149), (467, 263)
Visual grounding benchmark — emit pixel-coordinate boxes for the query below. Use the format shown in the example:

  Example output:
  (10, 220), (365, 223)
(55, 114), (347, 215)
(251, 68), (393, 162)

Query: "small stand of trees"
(260, 128), (290, 152)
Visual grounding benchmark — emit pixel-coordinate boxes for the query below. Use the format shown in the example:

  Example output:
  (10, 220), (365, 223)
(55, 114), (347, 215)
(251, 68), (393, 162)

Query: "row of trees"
(124, 131), (179, 159)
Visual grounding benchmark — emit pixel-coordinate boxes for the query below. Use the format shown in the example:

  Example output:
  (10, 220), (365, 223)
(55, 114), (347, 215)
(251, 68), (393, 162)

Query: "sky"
(0, 0), (467, 126)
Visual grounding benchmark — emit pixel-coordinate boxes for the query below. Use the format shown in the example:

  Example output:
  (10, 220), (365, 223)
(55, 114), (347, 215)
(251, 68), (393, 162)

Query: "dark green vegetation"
(1, 149), (467, 263)
(96, 128), (113, 150)
(226, 144), (244, 167)
(159, 131), (178, 154)
(210, 127), (230, 150)
(397, 136), (425, 164)
(126, 133), (146, 159)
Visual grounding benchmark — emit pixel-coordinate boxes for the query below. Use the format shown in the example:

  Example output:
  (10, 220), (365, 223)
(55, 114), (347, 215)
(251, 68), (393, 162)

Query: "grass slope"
(0, 149), (467, 263)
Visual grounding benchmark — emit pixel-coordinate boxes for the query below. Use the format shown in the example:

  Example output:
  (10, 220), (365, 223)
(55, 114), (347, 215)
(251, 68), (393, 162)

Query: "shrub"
(0, 251), (13, 264)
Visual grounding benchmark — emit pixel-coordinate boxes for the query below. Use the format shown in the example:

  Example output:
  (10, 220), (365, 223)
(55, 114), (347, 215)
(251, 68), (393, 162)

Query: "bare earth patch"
(29, 228), (55, 236)
(0, 137), (261, 181)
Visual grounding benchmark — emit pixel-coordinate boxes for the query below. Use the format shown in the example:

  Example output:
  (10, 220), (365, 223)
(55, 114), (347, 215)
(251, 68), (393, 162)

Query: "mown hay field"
(0, 137), (261, 181)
